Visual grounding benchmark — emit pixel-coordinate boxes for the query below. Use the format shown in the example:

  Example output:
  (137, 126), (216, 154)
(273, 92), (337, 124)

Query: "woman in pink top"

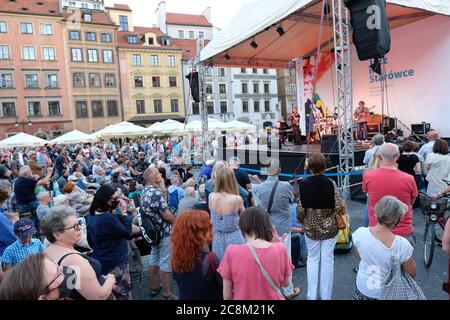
(218, 206), (294, 300)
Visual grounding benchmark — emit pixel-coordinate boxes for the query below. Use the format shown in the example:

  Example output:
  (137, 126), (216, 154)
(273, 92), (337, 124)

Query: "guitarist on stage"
(289, 107), (301, 145)
(354, 101), (370, 141)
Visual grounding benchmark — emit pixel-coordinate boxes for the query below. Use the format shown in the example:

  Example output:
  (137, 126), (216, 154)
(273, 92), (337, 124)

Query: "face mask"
(58, 266), (78, 299)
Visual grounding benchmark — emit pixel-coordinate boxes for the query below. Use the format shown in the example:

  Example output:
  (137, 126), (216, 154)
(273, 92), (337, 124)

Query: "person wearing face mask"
(41, 205), (116, 300)
(0, 253), (75, 300)
(87, 185), (140, 300)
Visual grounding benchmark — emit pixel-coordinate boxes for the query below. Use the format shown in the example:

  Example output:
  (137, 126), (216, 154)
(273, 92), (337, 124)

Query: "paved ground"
(132, 200), (449, 300)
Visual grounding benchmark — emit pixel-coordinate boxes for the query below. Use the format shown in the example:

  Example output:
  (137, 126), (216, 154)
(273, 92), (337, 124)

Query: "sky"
(104, 0), (256, 29)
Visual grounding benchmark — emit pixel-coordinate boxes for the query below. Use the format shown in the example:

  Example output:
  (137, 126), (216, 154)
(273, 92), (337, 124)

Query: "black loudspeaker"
(267, 138), (282, 150)
(411, 123), (431, 135)
(321, 135), (339, 154)
(218, 135), (226, 149)
(345, 0), (391, 61)
(185, 72), (200, 103)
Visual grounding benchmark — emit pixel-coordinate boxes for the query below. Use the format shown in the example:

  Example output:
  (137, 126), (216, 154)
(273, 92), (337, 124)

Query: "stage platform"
(218, 142), (370, 181)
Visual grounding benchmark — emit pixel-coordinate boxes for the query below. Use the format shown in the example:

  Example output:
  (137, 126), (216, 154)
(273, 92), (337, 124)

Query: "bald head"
(379, 143), (400, 165)
(144, 167), (161, 186)
(428, 130), (438, 142)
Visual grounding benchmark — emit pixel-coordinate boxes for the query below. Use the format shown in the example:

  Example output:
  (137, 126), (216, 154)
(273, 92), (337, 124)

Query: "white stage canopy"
(91, 121), (148, 138)
(223, 120), (257, 131)
(0, 132), (47, 149)
(201, 0), (449, 68)
(50, 130), (98, 145)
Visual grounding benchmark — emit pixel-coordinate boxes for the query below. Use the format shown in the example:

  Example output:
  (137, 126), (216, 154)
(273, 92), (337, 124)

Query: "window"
(169, 77), (177, 87)
(289, 84), (296, 95)
(205, 68), (212, 76)
(103, 50), (113, 63)
(241, 68), (246, 73)
(265, 100), (270, 112)
(73, 72), (85, 87)
(22, 46), (36, 60)
(48, 101), (61, 116)
(83, 13), (92, 22)
(264, 83), (270, 94)
(189, 31), (195, 39)
(192, 102), (199, 115)
(178, 30), (184, 38)
(150, 55), (159, 66)
(45, 74), (58, 88)
(198, 31), (204, 39)
(86, 32), (96, 41)
(253, 68), (258, 74)
(242, 82), (248, 94)
(152, 76), (160, 87)
(132, 54), (141, 65)
(119, 15), (129, 31)
(289, 68), (295, 76)
(134, 76), (143, 87)
(0, 74), (13, 88)
(107, 101), (118, 117)
(205, 84), (213, 94)
(254, 100), (260, 112)
(218, 68), (225, 77)
(92, 101), (103, 117)
(101, 33), (111, 42)
(220, 101), (227, 114)
(170, 99), (179, 113)
(69, 30), (80, 40)
(136, 100), (145, 114)
(167, 55), (175, 67)
(0, 22), (7, 33)
(242, 101), (249, 113)
(20, 22), (33, 34)
(161, 38), (171, 46)
(127, 35), (138, 44)
(75, 101), (88, 118)
(0, 45), (10, 59)
(71, 48), (82, 62)
(87, 49), (98, 62)
(25, 74), (39, 88)
(253, 82), (259, 94)
(154, 100), (163, 113)
(206, 102), (214, 114)
(40, 24), (53, 35)
(148, 37), (154, 45)
(219, 84), (226, 94)
(28, 101), (41, 116)
(42, 47), (56, 61)
(89, 73), (101, 87)
(2, 102), (16, 117)
(105, 74), (116, 87)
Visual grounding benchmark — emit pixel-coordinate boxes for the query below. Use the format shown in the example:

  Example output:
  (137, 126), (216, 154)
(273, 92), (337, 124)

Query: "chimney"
(201, 7), (211, 24)
(156, 1), (167, 34)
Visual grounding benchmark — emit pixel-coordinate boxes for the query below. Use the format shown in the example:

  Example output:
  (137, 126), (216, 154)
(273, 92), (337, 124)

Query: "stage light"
(224, 53), (231, 61)
(370, 58), (382, 76)
(250, 39), (258, 49)
(276, 25), (285, 36)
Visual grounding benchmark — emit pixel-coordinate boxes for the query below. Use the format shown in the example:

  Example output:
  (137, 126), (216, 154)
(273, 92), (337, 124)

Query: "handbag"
(246, 243), (284, 299)
(335, 213), (347, 230)
(380, 240), (426, 300)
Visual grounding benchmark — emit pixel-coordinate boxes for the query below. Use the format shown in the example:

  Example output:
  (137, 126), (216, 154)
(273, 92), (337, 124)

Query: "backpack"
(136, 207), (162, 247)
(168, 189), (180, 211)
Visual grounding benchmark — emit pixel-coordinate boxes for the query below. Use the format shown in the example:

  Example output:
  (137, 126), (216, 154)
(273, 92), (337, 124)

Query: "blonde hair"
(214, 166), (238, 195)
(211, 161), (228, 181)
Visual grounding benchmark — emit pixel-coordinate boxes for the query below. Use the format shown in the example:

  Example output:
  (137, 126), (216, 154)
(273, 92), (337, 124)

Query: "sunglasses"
(63, 221), (83, 232)
(42, 264), (64, 295)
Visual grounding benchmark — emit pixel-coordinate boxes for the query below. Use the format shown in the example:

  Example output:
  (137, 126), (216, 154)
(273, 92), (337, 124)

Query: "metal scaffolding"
(332, 0), (354, 199)
(196, 37), (209, 164)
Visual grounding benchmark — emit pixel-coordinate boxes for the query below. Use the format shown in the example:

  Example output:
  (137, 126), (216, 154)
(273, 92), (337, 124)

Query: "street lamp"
(14, 119), (32, 132)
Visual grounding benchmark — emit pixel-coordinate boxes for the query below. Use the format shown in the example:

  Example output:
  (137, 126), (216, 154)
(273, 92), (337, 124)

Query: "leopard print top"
(296, 181), (346, 241)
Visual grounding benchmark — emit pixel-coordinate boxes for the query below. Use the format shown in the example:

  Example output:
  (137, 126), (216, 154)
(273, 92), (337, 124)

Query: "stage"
(218, 142), (370, 181)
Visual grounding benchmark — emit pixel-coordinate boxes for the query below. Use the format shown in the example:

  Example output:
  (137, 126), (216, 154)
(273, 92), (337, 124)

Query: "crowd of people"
(0, 130), (449, 300)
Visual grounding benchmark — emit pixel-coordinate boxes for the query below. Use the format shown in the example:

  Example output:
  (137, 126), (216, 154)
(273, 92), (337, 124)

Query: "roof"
(129, 115), (185, 124)
(173, 39), (210, 61)
(108, 3), (132, 11)
(63, 9), (115, 26)
(0, 0), (61, 17)
(117, 27), (181, 50)
(166, 12), (212, 27)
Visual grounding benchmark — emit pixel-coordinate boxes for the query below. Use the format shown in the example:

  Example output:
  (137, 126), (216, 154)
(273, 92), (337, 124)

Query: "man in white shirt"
(418, 130), (438, 161)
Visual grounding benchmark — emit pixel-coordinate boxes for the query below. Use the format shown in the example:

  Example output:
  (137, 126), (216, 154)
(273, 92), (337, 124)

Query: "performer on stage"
(289, 107), (301, 145)
(354, 101), (370, 141)
(276, 116), (289, 145)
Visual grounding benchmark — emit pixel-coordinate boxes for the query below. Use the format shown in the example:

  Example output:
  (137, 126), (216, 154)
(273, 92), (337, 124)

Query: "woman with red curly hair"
(172, 210), (222, 300)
